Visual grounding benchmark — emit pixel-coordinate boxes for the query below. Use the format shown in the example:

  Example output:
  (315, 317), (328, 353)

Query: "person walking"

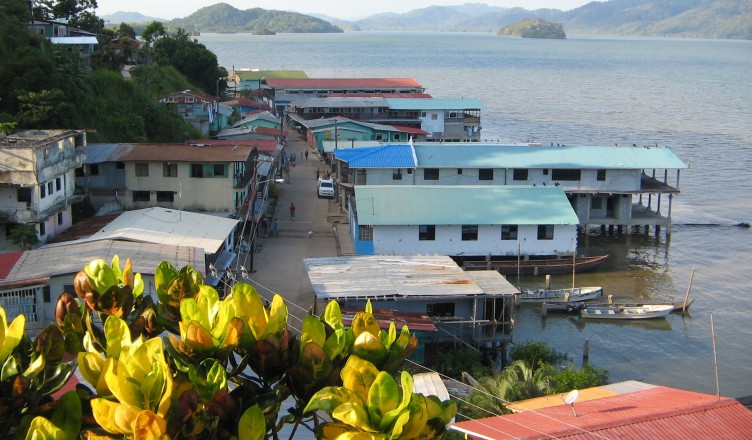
(290, 203), (296, 221)
(272, 219), (280, 237)
(316, 168), (320, 180)
(304, 149), (309, 160)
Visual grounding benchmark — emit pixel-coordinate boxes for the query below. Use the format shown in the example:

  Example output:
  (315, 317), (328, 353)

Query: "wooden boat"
(590, 298), (694, 313)
(462, 254), (609, 276)
(517, 286), (603, 303)
(580, 304), (674, 320)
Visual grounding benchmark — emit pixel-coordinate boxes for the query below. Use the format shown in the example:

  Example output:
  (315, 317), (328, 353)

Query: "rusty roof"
(325, 93), (433, 99)
(0, 251), (24, 279)
(340, 307), (438, 332)
(266, 78), (423, 89)
(186, 139), (279, 152)
(113, 143), (254, 162)
(451, 385), (752, 439)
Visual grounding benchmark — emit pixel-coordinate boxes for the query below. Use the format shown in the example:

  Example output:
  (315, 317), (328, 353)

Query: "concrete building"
(0, 130), (86, 249)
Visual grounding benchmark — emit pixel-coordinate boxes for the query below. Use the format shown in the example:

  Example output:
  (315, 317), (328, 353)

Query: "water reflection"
(566, 315), (674, 332)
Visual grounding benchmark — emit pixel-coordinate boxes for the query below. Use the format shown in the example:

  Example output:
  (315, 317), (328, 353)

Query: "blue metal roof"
(411, 144), (687, 169)
(355, 185), (579, 225)
(335, 144), (416, 168)
(385, 98), (485, 110)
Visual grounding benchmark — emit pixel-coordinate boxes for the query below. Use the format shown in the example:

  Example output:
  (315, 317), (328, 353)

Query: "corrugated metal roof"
(465, 271), (519, 296)
(451, 385), (752, 440)
(50, 36), (98, 45)
(50, 207), (238, 255)
(305, 255), (493, 300)
(84, 144), (121, 163)
(266, 78), (423, 88)
(335, 145), (416, 168)
(413, 144), (687, 169)
(354, 185), (580, 226)
(5, 239), (204, 282)
(385, 98), (486, 110)
(114, 143), (254, 162)
(326, 93), (433, 99)
(298, 97), (388, 108)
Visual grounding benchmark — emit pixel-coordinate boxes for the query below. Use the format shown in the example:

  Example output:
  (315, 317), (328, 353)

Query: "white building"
(350, 185), (579, 258)
(0, 130), (86, 249)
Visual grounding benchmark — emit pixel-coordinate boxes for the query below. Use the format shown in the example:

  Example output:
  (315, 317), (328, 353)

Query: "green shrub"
(509, 340), (567, 370)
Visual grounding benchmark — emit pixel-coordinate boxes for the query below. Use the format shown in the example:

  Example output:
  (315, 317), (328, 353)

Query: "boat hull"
(518, 287), (603, 303)
(581, 304), (674, 320)
(462, 254), (609, 275)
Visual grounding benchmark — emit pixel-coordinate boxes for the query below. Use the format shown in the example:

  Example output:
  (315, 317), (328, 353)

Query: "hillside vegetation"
(350, 0), (751, 40)
(167, 2), (342, 34)
(498, 18), (566, 39)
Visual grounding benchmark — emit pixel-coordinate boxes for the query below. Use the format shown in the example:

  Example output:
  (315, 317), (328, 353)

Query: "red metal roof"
(340, 307), (437, 332)
(390, 125), (430, 135)
(188, 139), (279, 152)
(114, 143), (254, 162)
(451, 386), (752, 439)
(45, 213), (122, 244)
(266, 78), (424, 89)
(0, 251), (24, 279)
(160, 89), (219, 103)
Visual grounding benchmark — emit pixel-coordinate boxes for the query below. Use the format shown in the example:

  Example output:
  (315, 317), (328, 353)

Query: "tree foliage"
(8, 224), (40, 249)
(152, 29), (225, 95)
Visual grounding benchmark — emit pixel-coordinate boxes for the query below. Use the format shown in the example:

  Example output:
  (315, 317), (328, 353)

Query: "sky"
(95, 1), (593, 21)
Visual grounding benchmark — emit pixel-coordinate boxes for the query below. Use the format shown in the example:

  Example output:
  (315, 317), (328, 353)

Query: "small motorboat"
(580, 304), (674, 320)
(517, 286), (603, 303)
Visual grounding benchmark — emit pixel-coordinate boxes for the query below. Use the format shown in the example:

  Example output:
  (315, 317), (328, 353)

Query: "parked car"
(318, 178), (335, 198)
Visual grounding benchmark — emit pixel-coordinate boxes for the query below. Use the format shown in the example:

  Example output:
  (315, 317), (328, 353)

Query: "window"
(427, 302), (455, 317)
(47, 181), (53, 194)
(132, 191), (150, 202)
(457, 168), (462, 175)
(17, 188), (31, 206)
(591, 198), (603, 209)
(75, 167), (85, 177)
(89, 164), (99, 176)
(156, 191), (175, 202)
(116, 162), (125, 169)
(392, 169), (402, 180)
(424, 168), (439, 180)
(191, 164), (204, 177)
(394, 134), (401, 141)
(419, 225), (436, 241)
(57, 212), (63, 225)
(39, 183), (46, 198)
(56, 177), (62, 191)
(213, 164), (226, 177)
(537, 225), (554, 240)
(431, 113), (438, 120)
(513, 169), (528, 181)
(39, 221), (45, 236)
(543, 169), (549, 175)
(479, 169), (494, 181)
(359, 225), (373, 241)
(552, 169), (581, 181)
(135, 163), (149, 177)
(597, 169), (607, 181)
(163, 162), (178, 177)
(407, 169), (413, 174)
(461, 225), (478, 241)
(501, 225), (518, 240)
(43, 286), (51, 303)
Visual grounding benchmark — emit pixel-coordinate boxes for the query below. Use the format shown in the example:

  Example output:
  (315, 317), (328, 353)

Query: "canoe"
(581, 304), (674, 320)
(541, 302), (587, 314)
(518, 286), (604, 303)
(590, 298), (695, 313)
(462, 254), (609, 276)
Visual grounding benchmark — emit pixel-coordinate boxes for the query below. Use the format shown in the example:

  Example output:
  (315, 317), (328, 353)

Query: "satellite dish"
(564, 389), (579, 405)
(564, 390), (579, 417)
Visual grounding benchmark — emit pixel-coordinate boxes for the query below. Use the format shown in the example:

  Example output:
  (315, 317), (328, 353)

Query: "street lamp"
(216, 76), (223, 98)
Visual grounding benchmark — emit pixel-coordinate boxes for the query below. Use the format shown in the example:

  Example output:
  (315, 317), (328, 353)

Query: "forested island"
(497, 18), (566, 39)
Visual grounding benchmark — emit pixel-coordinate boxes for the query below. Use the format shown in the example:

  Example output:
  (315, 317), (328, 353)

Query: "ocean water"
(198, 32), (752, 398)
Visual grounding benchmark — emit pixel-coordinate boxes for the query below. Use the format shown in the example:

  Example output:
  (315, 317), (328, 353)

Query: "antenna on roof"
(564, 389), (579, 417)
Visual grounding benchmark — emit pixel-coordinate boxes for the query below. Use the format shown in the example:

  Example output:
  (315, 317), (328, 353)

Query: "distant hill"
(350, 0), (751, 40)
(101, 11), (164, 24)
(166, 3), (343, 34)
(498, 18), (566, 39)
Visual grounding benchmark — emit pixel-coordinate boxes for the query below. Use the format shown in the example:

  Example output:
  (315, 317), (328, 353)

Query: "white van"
(317, 179), (335, 198)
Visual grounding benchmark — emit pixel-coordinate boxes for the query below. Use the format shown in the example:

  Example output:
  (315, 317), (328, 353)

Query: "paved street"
(236, 130), (353, 327)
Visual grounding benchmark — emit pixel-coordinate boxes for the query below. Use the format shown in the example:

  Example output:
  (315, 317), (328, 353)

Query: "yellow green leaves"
(230, 283), (288, 347)
(305, 359), (456, 440)
(237, 405), (266, 440)
(0, 306), (25, 365)
(90, 335), (173, 437)
(20, 391), (81, 440)
(170, 286), (244, 361)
